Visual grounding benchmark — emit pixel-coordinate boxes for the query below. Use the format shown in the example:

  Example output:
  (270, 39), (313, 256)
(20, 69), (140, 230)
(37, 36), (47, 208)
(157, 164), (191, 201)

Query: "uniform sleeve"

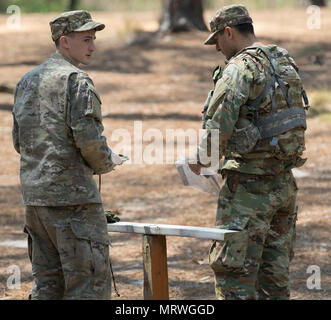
(68, 73), (115, 174)
(12, 84), (20, 154)
(198, 58), (255, 165)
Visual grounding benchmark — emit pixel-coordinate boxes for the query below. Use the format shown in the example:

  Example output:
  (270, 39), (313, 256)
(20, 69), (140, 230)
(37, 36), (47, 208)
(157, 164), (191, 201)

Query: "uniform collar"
(226, 42), (262, 64)
(225, 46), (248, 65)
(50, 52), (76, 66)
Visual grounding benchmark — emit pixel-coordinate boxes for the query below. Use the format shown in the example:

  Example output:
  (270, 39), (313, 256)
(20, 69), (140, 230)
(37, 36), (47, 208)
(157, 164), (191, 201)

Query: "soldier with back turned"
(189, 4), (308, 300)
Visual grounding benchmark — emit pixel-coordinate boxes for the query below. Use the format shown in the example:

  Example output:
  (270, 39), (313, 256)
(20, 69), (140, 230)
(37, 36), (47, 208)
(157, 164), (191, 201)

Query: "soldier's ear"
(224, 26), (233, 39)
(59, 35), (70, 49)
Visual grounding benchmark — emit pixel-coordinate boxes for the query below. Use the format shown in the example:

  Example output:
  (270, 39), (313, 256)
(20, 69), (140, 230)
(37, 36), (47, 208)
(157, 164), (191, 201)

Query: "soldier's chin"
(82, 55), (92, 65)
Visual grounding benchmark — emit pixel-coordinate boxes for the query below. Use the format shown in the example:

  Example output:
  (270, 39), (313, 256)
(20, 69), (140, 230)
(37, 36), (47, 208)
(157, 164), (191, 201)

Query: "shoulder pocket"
(85, 83), (102, 121)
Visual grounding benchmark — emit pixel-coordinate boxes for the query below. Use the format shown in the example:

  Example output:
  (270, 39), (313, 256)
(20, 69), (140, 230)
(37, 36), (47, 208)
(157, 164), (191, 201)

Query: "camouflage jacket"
(12, 53), (115, 206)
(198, 44), (306, 175)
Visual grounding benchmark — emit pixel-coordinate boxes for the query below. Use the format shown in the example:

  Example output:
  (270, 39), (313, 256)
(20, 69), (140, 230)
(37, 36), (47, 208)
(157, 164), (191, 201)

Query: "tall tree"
(159, 0), (208, 33)
(68, 0), (79, 11)
(310, 0), (326, 6)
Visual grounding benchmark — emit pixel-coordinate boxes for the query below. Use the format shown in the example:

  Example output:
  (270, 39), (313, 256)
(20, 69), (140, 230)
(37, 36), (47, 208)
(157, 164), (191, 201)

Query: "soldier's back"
(222, 44), (307, 175)
(13, 53), (102, 206)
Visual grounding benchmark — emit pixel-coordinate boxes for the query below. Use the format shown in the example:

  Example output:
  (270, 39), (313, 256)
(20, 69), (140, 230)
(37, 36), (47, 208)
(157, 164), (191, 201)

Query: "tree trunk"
(310, 0), (326, 6)
(68, 0), (79, 11)
(159, 0), (208, 33)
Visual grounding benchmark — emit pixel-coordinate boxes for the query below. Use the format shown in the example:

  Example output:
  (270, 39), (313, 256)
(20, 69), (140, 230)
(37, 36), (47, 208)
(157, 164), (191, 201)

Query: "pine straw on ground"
(0, 9), (330, 300)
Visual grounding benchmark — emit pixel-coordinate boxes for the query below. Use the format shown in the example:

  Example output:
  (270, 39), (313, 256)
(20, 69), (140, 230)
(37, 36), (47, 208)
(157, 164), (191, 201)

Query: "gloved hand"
(111, 152), (128, 165)
(105, 210), (121, 223)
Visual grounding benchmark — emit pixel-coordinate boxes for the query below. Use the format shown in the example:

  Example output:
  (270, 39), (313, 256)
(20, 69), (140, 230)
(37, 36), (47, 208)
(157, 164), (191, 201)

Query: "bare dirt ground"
(0, 8), (330, 300)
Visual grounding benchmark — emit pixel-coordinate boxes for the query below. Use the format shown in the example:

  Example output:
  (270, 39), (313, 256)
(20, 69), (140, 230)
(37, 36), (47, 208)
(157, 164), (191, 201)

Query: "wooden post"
(142, 235), (169, 300)
(108, 222), (240, 300)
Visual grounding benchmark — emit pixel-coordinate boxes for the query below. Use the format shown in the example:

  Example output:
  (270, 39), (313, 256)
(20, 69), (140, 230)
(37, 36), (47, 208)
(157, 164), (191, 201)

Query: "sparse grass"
(306, 90), (331, 117)
(0, 8), (330, 301)
(295, 44), (331, 58)
(320, 113), (331, 122)
(114, 18), (143, 39)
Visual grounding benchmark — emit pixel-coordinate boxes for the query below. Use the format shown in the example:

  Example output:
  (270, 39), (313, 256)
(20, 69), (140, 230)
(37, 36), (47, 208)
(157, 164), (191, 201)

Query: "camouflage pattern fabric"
(198, 44), (306, 175)
(204, 4), (253, 45)
(49, 10), (105, 41)
(198, 14), (306, 299)
(24, 204), (111, 300)
(209, 170), (298, 300)
(12, 52), (115, 206)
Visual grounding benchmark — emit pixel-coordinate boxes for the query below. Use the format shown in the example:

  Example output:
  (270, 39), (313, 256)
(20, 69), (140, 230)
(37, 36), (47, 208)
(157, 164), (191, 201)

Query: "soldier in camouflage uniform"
(12, 11), (125, 300)
(189, 5), (308, 300)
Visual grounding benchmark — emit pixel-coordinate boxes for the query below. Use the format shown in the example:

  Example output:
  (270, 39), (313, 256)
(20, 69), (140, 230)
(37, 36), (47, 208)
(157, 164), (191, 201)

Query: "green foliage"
(80, 0), (161, 12)
(2, 0), (64, 13)
(0, 0), (329, 14)
(205, 0), (329, 10)
(203, 0), (215, 9)
(0, 0), (86, 13)
(0, 0), (9, 11)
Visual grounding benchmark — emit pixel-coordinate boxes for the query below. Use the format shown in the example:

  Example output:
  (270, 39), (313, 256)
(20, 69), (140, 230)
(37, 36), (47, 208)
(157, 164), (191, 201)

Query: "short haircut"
(233, 23), (255, 36)
(54, 32), (75, 49)
(219, 23), (255, 36)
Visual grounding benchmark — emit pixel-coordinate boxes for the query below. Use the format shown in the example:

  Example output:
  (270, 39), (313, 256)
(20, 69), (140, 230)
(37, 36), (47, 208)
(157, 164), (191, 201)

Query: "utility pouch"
(202, 90), (214, 129)
(209, 230), (249, 273)
(227, 122), (261, 155)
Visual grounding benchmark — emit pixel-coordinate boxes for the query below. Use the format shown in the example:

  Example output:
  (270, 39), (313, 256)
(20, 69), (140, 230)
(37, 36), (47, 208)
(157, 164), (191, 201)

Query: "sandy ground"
(0, 8), (330, 300)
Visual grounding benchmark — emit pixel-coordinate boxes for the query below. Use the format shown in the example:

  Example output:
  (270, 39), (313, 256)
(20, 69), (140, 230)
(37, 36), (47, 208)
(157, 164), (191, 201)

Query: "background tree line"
(0, 0), (328, 13)
(0, 0), (328, 33)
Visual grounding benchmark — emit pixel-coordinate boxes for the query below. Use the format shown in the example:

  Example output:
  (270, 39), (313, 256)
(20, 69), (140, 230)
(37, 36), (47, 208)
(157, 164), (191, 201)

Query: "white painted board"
(108, 222), (239, 241)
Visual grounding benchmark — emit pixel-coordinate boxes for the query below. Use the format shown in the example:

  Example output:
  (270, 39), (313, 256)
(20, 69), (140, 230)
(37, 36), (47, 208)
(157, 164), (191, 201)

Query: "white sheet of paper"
(175, 158), (221, 196)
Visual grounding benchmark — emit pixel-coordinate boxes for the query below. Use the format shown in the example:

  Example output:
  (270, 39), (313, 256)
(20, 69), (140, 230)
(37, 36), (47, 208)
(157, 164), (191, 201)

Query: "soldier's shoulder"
(225, 51), (258, 76)
(229, 44), (286, 74)
(16, 63), (44, 89)
(43, 54), (90, 81)
(68, 71), (94, 91)
(265, 44), (289, 57)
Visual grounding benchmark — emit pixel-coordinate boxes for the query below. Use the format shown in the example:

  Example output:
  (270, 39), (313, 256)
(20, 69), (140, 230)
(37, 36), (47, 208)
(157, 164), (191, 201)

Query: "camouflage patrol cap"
(204, 4), (252, 45)
(50, 10), (105, 42)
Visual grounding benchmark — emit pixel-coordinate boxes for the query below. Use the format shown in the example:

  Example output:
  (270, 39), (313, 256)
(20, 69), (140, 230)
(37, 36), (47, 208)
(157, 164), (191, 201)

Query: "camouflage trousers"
(209, 170), (298, 300)
(24, 203), (112, 300)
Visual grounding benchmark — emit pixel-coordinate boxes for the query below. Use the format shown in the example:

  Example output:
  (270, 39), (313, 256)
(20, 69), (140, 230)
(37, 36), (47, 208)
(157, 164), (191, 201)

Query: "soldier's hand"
(188, 162), (202, 175)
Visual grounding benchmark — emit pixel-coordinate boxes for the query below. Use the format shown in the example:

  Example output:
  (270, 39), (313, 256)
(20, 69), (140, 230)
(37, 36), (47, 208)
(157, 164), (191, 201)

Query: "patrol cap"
(204, 4), (253, 45)
(50, 10), (105, 42)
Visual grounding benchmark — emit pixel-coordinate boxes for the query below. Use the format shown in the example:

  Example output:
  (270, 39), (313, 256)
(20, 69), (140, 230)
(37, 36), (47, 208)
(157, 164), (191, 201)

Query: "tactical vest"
(203, 46), (308, 167)
(202, 65), (223, 129)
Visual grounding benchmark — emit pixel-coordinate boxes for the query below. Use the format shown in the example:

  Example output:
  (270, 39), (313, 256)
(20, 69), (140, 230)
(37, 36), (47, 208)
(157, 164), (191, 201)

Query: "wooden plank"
(142, 235), (169, 300)
(107, 222), (239, 241)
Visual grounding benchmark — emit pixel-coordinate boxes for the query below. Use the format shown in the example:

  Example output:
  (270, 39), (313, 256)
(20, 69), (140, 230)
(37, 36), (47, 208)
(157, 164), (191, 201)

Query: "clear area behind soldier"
(189, 4), (308, 300)
(12, 10), (125, 300)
